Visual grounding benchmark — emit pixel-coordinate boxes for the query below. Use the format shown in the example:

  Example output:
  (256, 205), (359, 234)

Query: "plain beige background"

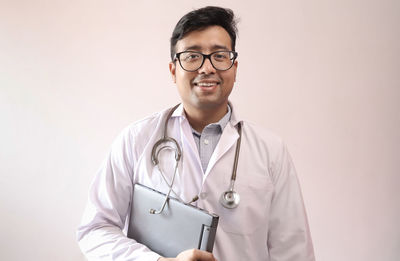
(1, 0), (399, 260)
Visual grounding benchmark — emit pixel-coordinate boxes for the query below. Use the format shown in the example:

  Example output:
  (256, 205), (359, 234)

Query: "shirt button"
(204, 139), (209, 145)
(200, 192), (207, 199)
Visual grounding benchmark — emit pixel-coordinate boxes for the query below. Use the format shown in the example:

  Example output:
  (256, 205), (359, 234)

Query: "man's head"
(170, 6), (238, 61)
(169, 6), (239, 118)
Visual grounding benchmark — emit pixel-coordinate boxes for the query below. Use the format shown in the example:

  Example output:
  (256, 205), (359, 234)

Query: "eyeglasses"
(174, 51), (238, 72)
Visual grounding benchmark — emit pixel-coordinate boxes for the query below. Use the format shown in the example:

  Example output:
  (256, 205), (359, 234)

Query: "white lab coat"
(77, 104), (315, 261)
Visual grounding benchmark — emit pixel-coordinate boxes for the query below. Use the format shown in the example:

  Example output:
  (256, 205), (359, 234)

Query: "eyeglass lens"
(178, 51), (236, 71)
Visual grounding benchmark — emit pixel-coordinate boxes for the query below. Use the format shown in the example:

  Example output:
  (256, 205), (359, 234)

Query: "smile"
(194, 79), (221, 87)
(196, 82), (219, 87)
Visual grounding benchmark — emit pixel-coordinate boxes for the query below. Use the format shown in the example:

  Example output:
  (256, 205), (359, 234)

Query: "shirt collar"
(217, 104), (231, 130)
(192, 104), (232, 136)
(170, 101), (241, 127)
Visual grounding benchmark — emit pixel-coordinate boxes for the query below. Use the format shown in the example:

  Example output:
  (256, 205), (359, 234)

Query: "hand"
(158, 249), (217, 261)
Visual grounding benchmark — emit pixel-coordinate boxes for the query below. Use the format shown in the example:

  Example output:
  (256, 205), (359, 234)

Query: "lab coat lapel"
(205, 122), (239, 179)
(178, 116), (205, 196)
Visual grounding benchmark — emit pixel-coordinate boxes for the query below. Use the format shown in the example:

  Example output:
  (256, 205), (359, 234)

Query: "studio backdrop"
(0, 0), (399, 260)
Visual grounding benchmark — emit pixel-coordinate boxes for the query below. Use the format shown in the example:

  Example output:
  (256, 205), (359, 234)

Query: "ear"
(169, 62), (176, 83)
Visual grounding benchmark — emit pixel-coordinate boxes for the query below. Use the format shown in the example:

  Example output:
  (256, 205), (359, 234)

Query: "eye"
(182, 52), (201, 62)
(212, 52), (229, 61)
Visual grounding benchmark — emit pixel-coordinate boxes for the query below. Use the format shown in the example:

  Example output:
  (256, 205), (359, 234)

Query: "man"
(77, 6), (315, 261)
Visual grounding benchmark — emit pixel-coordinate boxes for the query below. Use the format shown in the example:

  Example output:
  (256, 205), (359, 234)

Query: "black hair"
(170, 6), (238, 61)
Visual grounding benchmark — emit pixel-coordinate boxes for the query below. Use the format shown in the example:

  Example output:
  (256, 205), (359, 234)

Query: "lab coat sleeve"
(76, 127), (161, 261)
(267, 142), (315, 261)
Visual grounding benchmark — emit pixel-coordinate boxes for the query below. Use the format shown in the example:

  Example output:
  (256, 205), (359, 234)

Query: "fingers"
(192, 249), (216, 261)
(177, 249), (217, 261)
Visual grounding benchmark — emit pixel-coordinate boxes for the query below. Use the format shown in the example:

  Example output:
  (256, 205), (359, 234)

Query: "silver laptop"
(127, 183), (219, 258)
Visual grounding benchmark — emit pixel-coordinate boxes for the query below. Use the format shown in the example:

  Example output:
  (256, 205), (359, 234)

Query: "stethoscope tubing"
(149, 104), (242, 213)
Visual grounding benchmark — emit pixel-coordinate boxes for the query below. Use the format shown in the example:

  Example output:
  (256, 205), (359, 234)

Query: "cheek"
(176, 70), (194, 84)
(176, 71), (185, 82)
(221, 72), (236, 85)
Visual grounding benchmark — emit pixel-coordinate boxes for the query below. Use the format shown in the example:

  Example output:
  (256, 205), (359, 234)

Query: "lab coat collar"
(171, 103), (185, 118)
(170, 101), (242, 127)
(227, 101), (241, 126)
(205, 120), (240, 177)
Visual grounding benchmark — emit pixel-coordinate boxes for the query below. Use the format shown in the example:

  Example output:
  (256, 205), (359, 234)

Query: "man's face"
(169, 26), (238, 114)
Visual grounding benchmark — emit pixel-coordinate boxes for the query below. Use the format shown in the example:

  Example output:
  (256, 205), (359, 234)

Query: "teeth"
(197, 82), (217, 87)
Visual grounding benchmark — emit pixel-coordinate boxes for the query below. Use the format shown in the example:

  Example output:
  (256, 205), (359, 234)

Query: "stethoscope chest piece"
(220, 190), (240, 209)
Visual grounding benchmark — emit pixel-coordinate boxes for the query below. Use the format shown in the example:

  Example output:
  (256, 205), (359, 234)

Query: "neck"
(183, 103), (228, 133)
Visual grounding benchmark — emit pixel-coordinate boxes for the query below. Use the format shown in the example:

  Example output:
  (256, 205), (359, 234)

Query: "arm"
(76, 128), (217, 261)
(76, 128), (161, 261)
(267, 143), (315, 261)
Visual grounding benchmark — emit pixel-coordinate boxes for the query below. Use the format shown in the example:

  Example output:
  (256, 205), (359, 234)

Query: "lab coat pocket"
(216, 174), (273, 236)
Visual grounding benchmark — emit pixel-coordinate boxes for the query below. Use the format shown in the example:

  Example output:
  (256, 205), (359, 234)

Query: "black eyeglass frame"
(174, 51), (238, 72)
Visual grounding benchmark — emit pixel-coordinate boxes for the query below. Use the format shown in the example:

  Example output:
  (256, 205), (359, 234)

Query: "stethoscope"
(149, 104), (242, 214)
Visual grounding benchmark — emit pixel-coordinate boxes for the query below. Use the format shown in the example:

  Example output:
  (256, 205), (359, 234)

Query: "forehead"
(175, 25), (232, 52)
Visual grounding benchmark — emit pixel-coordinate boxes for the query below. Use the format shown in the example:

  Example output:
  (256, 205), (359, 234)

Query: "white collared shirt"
(77, 103), (315, 261)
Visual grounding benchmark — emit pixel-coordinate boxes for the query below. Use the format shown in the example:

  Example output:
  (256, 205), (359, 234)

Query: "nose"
(198, 57), (216, 74)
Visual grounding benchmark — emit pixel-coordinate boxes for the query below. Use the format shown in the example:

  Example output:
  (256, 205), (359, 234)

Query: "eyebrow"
(183, 44), (230, 52)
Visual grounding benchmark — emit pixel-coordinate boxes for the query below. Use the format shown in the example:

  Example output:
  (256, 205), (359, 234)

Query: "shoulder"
(127, 111), (163, 135)
(111, 108), (169, 152)
(240, 120), (291, 175)
(123, 108), (170, 138)
(242, 120), (285, 150)
(230, 102), (284, 150)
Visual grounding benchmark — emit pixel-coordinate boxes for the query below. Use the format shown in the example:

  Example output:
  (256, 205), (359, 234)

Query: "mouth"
(193, 81), (221, 88)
